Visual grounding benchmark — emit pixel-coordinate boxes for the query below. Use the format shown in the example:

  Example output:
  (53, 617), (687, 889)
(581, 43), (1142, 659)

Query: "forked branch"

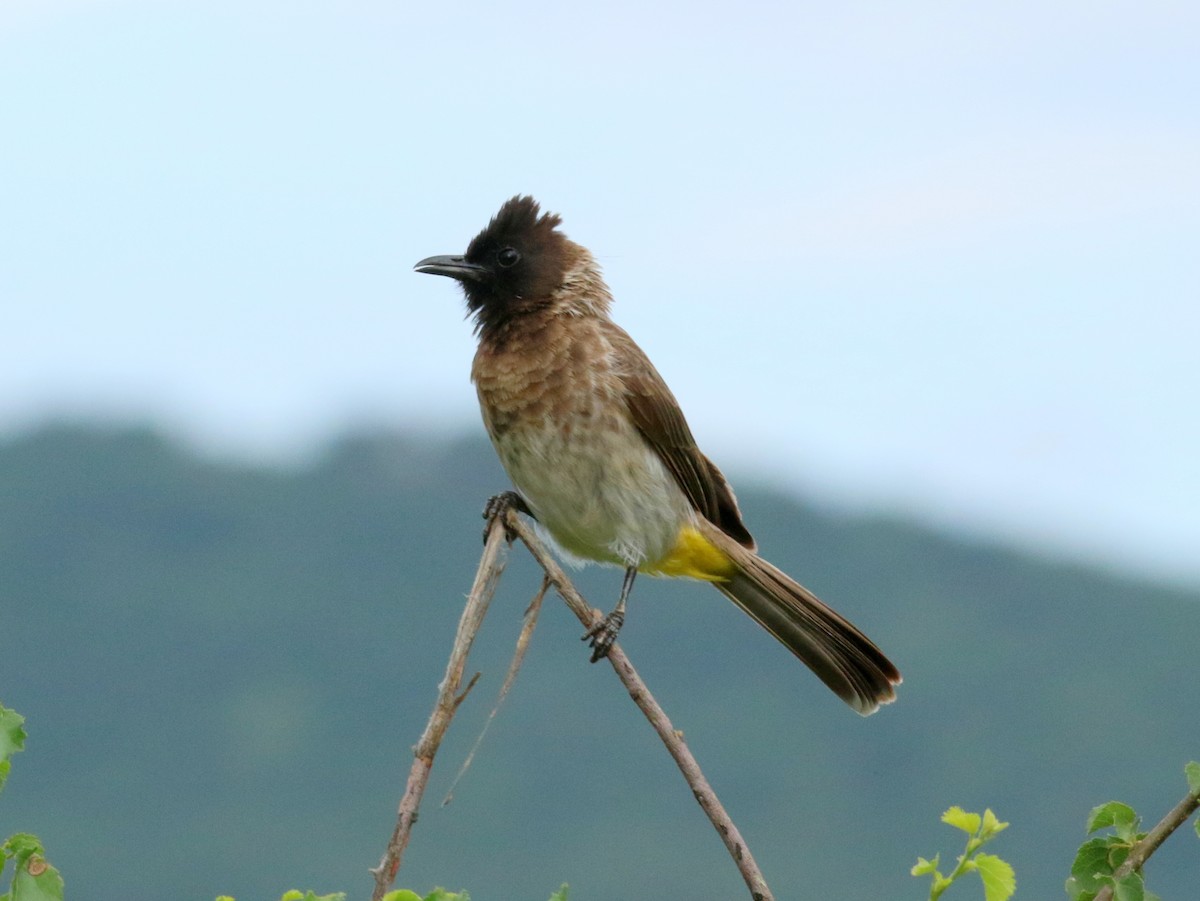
(372, 502), (774, 901)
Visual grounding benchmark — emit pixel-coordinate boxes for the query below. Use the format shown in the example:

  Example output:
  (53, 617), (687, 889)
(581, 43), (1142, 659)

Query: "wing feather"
(606, 324), (756, 550)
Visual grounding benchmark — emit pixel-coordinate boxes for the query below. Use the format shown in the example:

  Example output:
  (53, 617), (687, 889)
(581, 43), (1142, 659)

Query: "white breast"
(491, 408), (692, 568)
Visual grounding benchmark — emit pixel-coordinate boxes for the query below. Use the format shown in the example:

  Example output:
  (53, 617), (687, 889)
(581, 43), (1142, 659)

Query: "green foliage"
(912, 807), (1014, 901)
(1190, 763), (1200, 844)
(1067, 798), (1149, 901)
(1186, 761), (1200, 797)
(377, 888), (567, 901)
(216, 890), (565, 901)
(0, 705), (64, 901)
(1187, 762), (1200, 838)
(1063, 761), (1200, 901)
(1064, 798), (1156, 901)
(0, 707), (26, 795)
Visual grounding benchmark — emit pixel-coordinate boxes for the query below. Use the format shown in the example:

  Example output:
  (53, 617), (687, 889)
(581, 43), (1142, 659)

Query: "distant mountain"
(2, 423), (1197, 899)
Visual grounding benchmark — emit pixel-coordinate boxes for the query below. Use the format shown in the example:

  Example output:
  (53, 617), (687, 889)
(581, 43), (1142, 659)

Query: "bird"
(415, 196), (900, 715)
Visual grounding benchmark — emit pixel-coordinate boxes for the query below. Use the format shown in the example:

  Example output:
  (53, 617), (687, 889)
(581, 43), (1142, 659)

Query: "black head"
(415, 195), (574, 334)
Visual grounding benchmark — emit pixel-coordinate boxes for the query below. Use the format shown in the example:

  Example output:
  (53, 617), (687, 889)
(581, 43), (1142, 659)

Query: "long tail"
(702, 523), (901, 715)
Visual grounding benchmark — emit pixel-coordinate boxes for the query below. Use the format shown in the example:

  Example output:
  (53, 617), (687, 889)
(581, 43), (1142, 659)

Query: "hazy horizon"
(5, 412), (1197, 595)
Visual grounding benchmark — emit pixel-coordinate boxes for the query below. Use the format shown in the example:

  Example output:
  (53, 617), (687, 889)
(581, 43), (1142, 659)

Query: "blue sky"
(2, 1), (1197, 582)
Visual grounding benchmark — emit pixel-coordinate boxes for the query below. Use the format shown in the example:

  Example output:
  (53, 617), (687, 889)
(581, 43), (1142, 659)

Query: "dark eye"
(497, 247), (521, 268)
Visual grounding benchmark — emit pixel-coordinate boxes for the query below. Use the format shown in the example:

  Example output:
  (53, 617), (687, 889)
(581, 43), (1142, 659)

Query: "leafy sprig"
(912, 807), (1015, 901)
(1, 703), (65, 901)
(1067, 762), (1200, 901)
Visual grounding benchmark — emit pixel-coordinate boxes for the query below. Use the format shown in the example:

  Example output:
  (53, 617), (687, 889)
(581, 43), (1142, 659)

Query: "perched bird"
(415, 196), (900, 714)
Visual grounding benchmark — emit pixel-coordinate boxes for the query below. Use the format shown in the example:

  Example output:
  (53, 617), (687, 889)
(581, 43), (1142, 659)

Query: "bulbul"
(416, 196), (900, 714)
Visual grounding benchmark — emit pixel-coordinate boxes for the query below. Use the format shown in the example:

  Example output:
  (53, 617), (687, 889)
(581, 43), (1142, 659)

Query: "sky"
(2, 0), (1198, 584)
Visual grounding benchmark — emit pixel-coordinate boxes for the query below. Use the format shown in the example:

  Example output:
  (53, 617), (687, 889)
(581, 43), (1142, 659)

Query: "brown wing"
(608, 324), (757, 550)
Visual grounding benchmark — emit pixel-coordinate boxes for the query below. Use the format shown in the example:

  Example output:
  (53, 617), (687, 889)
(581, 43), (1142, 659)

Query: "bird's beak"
(414, 255), (488, 283)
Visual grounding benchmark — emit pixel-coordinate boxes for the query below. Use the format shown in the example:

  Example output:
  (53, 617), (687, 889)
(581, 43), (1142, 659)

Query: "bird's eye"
(497, 247), (521, 268)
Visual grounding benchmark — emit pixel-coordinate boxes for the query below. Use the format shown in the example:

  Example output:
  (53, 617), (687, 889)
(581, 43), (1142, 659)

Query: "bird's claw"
(482, 491), (530, 544)
(582, 608), (625, 662)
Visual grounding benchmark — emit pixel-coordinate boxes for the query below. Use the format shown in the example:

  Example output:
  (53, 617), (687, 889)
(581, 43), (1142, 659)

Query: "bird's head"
(415, 195), (609, 335)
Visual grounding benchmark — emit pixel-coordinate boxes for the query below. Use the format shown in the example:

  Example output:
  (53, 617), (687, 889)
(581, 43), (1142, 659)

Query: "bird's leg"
(583, 565), (637, 662)
(482, 490), (533, 543)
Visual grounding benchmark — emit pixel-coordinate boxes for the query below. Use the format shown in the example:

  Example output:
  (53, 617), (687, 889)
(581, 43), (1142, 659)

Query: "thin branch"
(369, 519), (510, 901)
(502, 508), (775, 901)
(1094, 788), (1200, 901)
(441, 574), (550, 806)
(375, 503), (774, 901)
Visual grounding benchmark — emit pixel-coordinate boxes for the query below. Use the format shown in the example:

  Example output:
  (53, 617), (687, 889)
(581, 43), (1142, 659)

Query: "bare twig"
(369, 518), (510, 901)
(1094, 788), (1200, 901)
(442, 575), (550, 806)
(375, 504), (774, 901)
(502, 508), (775, 901)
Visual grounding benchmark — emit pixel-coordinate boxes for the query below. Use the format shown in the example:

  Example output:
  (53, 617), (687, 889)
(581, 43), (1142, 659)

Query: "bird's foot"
(582, 607), (625, 662)
(482, 491), (531, 543)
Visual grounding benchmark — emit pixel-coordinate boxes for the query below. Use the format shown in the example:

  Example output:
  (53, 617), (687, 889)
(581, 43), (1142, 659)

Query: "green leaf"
(0, 706), (27, 793)
(1071, 837), (1117, 893)
(911, 855), (940, 876)
(1086, 802), (1139, 841)
(423, 891), (468, 901)
(10, 856), (64, 901)
(547, 886), (569, 901)
(2, 836), (44, 865)
(1064, 874), (1096, 901)
(975, 853), (1016, 901)
(1185, 761), (1200, 798)
(381, 893), (422, 901)
(1109, 872), (1146, 901)
(0, 707), (27, 758)
(981, 808), (1009, 838)
(942, 806), (982, 835)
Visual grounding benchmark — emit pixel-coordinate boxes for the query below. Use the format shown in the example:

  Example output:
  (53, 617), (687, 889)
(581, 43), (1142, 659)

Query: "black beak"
(414, 255), (488, 283)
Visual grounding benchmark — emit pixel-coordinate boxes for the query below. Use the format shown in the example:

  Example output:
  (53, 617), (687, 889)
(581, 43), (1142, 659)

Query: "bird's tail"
(702, 522), (901, 715)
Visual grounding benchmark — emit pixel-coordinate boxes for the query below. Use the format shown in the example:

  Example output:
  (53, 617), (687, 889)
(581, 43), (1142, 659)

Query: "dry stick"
(373, 507), (773, 900)
(1093, 789), (1200, 901)
(441, 574), (550, 806)
(369, 521), (510, 901)
(502, 508), (775, 901)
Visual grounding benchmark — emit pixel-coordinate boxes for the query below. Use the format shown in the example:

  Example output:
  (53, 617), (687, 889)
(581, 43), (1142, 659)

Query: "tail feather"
(704, 525), (901, 715)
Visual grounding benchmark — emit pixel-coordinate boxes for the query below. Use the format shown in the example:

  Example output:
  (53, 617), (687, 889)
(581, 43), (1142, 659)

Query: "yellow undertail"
(642, 525), (737, 581)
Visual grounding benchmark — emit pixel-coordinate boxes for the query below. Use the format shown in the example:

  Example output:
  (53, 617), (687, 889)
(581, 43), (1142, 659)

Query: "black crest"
(468, 195), (563, 255)
(459, 196), (572, 333)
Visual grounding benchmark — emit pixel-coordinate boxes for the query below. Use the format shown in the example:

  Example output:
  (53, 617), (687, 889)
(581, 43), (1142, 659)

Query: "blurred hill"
(1, 423), (1197, 899)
